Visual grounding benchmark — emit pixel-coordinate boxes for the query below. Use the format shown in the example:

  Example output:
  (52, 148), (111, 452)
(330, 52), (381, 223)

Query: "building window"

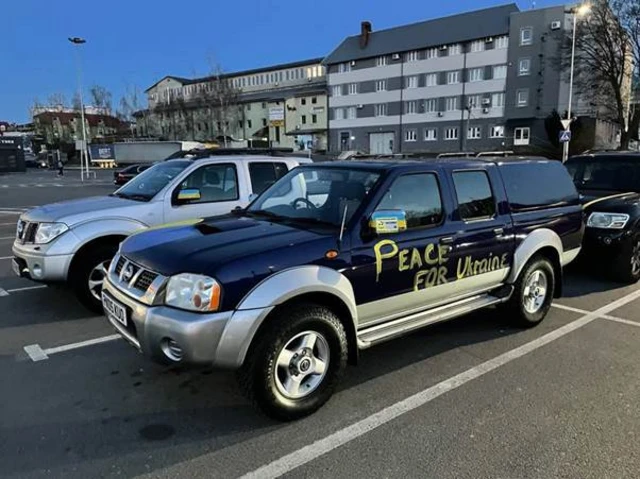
(262, 102), (267, 108)
(262, 118), (267, 127)
(247, 119), (252, 129)
(405, 100), (418, 114)
(470, 40), (485, 53)
(426, 73), (438, 87)
(520, 27), (533, 46)
(332, 85), (342, 97)
(301, 98), (307, 105)
(447, 71), (460, 84)
(247, 103), (251, 111)
(312, 114), (317, 123)
(376, 79), (387, 91)
(467, 126), (481, 140)
(347, 107), (357, 119)
(407, 50), (420, 62)
(495, 36), (509, 49)
(493, 65), (507, 79)
(469, 68), (484, 82)
(334, 108), (345, 120)
(518, 58), (531, 76)
(312, 97), (317, 104)
(517, 89), (529, 107)
(348, 83), (358, 95)
(426, 48), (438, 59)
(338, 62), (351, 73)
(404, 129), (417, 142)
(425, 128), (437, 141)
(302, 115), (307, 124)
(406, 76), (419, 88)
(374, 103), (388, 116)
(514, 127), (531, 145)
(424, 98), (438, 112)
(492, 92), (506, 107)
(445, 96), (459, 111)
(467, 94), (483, 109)
(445, 127), (459, 140)
(490, 125), (505, 138)
(448, 44), (462, 56)
(376, 56), (388, 67)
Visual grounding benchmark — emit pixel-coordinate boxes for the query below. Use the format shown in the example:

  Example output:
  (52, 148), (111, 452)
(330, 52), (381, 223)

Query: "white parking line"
(552, 303), (627, 321)
(0, 236), (16, 240)
(240, 289), (640, 479)
(5, 285), (48, 293)
(23, 334), (121, 362)
(604, 316), (640, 328)
(0, 222), (17, 226)
(0, 256), (13, 260)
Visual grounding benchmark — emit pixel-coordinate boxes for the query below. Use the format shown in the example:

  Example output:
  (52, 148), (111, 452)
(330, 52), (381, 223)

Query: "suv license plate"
(11, 259), (20, 277)
(102, 293), (127, 327)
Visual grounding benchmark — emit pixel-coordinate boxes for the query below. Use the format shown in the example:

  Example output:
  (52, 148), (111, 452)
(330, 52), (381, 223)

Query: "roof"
(324, 3), (519, 65)
(145, 57), (325, 92)
(34, 111), (123, 128)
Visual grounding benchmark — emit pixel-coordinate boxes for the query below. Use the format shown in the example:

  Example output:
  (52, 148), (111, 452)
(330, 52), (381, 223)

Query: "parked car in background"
(12, 149), (310, 312)
(113, 164), (153, 185)
(566, 152), (640, 283)
(103, 156), (582, 420)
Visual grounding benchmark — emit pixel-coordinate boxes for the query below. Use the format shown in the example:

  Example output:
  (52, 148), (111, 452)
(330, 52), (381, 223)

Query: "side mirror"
(369, 210), (408, 235)
(248, 193), (258, 202)
(176, 188), (201, 204)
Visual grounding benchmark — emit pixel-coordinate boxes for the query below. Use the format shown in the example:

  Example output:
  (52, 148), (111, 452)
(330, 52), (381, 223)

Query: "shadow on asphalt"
(1, 287), (93, 328)
(562, 266), (629, 298)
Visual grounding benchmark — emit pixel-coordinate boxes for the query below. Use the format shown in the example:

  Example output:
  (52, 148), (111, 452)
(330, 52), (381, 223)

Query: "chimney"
(360, 21), (372, 48)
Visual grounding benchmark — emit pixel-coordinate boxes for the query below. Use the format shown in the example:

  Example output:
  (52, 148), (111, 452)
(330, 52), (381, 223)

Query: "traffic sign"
(561, 119), (572, 129)
(559, 130), (572, 143)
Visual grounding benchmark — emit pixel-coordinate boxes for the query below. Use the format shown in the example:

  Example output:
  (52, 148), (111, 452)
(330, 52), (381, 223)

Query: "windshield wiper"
(284, 217), (337, 227)
(246, 209), (285, 221)
(111, 192), (152, 202)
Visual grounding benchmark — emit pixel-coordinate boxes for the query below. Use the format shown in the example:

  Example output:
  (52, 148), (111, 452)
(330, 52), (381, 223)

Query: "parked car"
(103, 156), (583, 420)
(565, 152), (640, 282)
(12, 149), (310, 312)
(113, 164), (153, 186)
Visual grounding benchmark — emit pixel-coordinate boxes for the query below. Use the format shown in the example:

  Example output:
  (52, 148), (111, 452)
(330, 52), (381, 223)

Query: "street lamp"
(68, 36), (89, 180)
(563, 3), (591, 163)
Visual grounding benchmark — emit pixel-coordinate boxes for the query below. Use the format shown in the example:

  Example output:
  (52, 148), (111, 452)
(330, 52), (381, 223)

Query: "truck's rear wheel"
(237, 303), (348, 421)
(70, 244), (117, 313)
(506, 256), (555, 328)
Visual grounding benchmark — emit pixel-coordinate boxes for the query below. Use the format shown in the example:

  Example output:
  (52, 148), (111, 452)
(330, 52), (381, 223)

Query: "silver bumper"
(12, 241), (73, 282)
(103, 278), (273, 368)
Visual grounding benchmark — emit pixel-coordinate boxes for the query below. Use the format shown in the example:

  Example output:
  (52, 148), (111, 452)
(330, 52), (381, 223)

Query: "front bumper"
(103, 278), (273, 368)
(12, 241), (73, 282)
(578, 228), (634, 264)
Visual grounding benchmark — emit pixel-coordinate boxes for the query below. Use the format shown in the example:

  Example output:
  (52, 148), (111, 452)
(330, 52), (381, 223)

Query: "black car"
(566, 152), (640, 283)
(113, 164), (152, 185)
(103, 157), (583, 420)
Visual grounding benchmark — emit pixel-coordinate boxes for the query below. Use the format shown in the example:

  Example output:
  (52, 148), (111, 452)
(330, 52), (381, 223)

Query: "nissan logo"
(122, 264), (134, 282)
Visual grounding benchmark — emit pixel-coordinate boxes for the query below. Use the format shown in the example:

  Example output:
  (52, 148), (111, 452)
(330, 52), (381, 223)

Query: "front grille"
(109, 254), (164, 302)
(134, 271), (158, 292)
(16, 220), (26, 240)
(114, 256), (126, 275)
(17, 221), (39, 243)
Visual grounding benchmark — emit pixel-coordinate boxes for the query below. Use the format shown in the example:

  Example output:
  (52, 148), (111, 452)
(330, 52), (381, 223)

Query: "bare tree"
(47, 92), (67, 109)
(199, 63), (242, 147)
(89, 85), (113, 114)
(71, 92), (82, 111)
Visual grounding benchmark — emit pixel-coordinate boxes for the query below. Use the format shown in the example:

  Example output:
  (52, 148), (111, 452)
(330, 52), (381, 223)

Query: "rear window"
(499, 161), (578, 211)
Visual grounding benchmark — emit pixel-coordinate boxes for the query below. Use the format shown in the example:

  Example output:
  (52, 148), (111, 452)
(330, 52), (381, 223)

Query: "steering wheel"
(292, 197), (316, 209)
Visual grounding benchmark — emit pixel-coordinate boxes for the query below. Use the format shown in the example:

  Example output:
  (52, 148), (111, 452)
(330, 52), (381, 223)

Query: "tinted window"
(376, 173), (443, 229)
(249, 162), (289, 195)
(453, 171), (496, 220)
(500, 161), (578, 211)
(565, 156), (640, 192)
(178, 163), (238, 203)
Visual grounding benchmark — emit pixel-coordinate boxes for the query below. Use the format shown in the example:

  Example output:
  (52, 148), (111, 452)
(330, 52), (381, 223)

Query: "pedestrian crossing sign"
(559, 130), (571, 143)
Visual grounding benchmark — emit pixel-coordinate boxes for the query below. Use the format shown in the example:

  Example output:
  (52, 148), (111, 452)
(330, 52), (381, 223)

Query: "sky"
(0, 0), (564, 123)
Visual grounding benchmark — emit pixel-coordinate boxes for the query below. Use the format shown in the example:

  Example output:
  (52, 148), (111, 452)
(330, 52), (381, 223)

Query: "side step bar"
(357, 289), (512, 349)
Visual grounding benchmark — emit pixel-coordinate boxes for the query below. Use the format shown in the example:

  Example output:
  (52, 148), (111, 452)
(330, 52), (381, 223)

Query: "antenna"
(339, 203), (349, 243)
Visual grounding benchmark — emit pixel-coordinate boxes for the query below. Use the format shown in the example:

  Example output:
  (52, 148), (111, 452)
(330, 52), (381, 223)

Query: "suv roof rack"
(436, 152), (475, 158)
(476, 150), (515, 157)
(164, 147), (295, 161)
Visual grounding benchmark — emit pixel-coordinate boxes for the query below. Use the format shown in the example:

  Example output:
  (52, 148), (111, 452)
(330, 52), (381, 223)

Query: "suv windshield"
(113, 160), (191, 200)
(566, 157), (640, 192)
(247, 167), (381, 227)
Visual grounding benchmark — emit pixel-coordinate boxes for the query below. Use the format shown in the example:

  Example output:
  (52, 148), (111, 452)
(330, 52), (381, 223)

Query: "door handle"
(439, 236), (454, 245)
(493, 228), (504, 236)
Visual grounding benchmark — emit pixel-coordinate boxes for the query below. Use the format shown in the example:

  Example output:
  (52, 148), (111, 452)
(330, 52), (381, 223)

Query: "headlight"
(587, 212), (630, 229)
(165, 273), (221, 312)
(34, 222), (69, 244)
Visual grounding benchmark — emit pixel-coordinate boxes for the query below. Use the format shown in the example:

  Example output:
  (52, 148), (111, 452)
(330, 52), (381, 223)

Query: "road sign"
(559, 130), (572, 143)
(561, 119), (572, 129)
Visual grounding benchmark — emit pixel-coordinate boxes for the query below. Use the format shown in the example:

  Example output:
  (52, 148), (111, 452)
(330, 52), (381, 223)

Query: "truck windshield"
(567, 158), (640, 192)
(246, 167), (381, 227)
(113, 160), (191, 200)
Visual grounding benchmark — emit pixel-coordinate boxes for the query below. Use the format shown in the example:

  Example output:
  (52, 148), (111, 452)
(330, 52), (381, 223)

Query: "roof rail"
(164, 147), (295, 161)
(436, 152), (475, 158)
(476, 150), (515, 157)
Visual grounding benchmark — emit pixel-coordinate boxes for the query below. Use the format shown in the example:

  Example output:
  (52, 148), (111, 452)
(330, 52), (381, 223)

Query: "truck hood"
(22, 195), (152, 225)
(120, 215), (332, 277)
(579, 190), (640, 215)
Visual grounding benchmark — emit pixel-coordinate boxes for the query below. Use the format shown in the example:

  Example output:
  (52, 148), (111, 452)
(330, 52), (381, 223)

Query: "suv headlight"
(35, 222), (69, 244)
(587, 212), (630, 229)
(165, 273), (221, 312)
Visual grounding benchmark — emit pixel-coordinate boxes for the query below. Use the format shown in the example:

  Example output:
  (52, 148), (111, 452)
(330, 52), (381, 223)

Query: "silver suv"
(12, 152), (311, 312)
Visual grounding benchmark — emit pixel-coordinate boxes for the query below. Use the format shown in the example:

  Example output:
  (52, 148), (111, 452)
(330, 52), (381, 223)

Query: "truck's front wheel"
(70, 244), (118, 313)
(238, 303), (348, 421)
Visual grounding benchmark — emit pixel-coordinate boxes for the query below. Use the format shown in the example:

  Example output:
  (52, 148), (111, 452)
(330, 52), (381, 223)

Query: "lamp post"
(563, 3), (591, 163)
(68, 36), (88, 180)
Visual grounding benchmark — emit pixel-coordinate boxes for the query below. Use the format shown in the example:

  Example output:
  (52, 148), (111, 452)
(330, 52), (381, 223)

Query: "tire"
(506, 256), (555, 328)
(610, 235), (640, 284)
(237, 303), (348, 421)
(69, 244), (118, 313)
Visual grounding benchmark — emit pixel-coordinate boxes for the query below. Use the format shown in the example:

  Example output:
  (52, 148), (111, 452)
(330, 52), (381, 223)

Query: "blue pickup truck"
(103, 157), (583, 420)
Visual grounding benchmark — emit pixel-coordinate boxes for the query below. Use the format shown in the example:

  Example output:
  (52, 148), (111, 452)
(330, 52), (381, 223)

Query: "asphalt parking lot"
(1, 169), (640, 478)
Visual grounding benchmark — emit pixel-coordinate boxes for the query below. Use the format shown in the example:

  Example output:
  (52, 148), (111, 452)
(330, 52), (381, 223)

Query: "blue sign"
(559, 130), (572, 143)
(89, 144), (115, 160)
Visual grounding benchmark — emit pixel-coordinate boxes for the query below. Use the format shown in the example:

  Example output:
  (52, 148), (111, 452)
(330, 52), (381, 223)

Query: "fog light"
(161, 338), (183, 362)
(603, 236), (612, 245)
(32, 264), (43, 278)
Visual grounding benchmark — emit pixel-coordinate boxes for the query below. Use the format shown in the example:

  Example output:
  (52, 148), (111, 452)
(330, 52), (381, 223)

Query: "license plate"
(102, 293), (127, 327)
(11, 258), (21, 277)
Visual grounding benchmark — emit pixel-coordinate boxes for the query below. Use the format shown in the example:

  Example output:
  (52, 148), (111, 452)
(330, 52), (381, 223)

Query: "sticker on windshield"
(370, 210), (407, 234)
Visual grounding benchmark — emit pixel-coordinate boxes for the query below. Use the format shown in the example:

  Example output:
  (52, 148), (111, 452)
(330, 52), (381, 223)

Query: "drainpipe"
(460, 46), (468, 152)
